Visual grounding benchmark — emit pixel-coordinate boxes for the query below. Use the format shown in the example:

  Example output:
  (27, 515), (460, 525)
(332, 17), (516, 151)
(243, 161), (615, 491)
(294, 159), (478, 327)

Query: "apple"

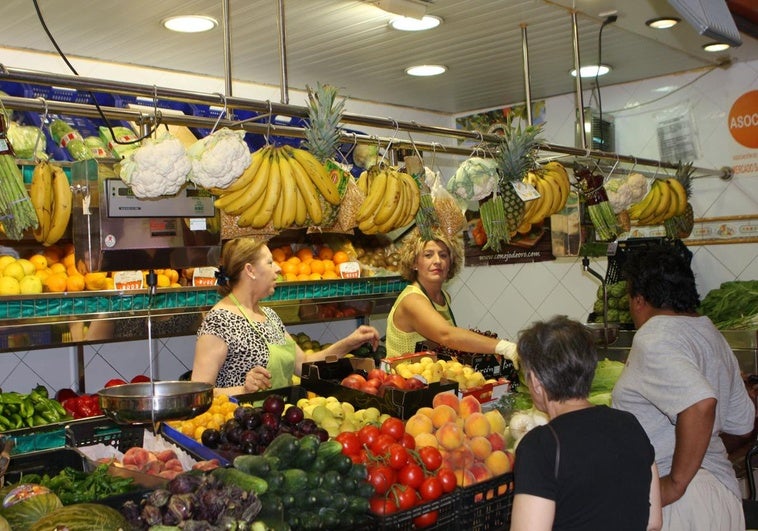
(367, 368), (387, 383)
(341, 373), (367, 390)
(385, 374), (408, 390)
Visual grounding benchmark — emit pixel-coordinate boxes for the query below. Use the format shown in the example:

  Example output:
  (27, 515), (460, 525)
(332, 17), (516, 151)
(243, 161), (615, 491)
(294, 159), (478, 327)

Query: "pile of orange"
(274, 245), (346, 282)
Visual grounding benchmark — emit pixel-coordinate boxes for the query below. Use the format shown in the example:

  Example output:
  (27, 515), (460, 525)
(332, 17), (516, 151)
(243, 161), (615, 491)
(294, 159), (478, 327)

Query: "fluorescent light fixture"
(390, 15), (442, 31)
(162, 15), (218, 33)
(405, 64), (447, 76)
(570, 65), (611, 78)
(702, 42), (730, 52)
(375, 0), (427, 19)
(645, 17), (681, 29)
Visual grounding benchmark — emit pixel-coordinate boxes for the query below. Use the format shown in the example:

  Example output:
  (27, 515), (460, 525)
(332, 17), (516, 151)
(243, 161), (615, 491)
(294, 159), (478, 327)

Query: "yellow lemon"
(19, 275), (43, 294)
(0, 276), (20, 296)
(0, 255), (16, 271)
(17, 259), (36, 276)
(3, 261), (25, 281)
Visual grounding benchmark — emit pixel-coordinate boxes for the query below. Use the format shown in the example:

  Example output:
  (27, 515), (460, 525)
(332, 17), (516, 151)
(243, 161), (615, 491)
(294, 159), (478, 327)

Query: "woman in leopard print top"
(192, 237), (380, 396)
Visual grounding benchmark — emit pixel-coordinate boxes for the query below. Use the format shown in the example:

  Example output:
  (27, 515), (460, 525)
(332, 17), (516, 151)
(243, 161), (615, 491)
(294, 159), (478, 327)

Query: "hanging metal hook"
(264, 100), (273, 145)
(341, 132), (359, 165)
(33, 97), (49, 160)
(210, 92), (227, 135)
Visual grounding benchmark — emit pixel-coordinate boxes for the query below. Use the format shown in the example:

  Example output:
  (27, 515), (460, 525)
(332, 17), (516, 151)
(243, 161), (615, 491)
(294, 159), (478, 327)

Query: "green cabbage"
(591, 358), (625, 394)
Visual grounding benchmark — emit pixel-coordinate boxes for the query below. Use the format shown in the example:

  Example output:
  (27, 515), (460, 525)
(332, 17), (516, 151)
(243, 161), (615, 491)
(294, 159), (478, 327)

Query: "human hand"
(348, 325), (380, 351)
(496, 340), (519, 369)
(244, 366), (272, 393)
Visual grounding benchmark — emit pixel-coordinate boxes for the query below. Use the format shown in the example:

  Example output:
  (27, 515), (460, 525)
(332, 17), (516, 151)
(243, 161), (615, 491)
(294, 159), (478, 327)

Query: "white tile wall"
(1, 59), (756, 394)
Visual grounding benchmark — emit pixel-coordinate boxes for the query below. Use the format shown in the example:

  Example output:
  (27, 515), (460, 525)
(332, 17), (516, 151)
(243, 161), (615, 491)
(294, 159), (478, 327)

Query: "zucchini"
(211, 467), (268, 495)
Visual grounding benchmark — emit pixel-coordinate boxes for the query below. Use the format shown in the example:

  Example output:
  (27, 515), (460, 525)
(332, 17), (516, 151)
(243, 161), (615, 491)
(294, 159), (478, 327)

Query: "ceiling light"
(702, 42), (730, 52)
(162, 15), (218, 33)
(390, 15), (442, 31)
(405, 64), (447, 77)
(645, 17), (681, 29)
(570, 65), (611, 78)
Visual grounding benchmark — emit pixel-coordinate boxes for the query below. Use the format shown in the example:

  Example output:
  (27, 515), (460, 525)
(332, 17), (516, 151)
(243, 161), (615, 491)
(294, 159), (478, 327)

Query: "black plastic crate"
(456, 473), (514, 531)
(369, 491), (459, 530)
(605, 237), (691, 284)
(2, 447), (88, 484)
(233, 384), (308, 407)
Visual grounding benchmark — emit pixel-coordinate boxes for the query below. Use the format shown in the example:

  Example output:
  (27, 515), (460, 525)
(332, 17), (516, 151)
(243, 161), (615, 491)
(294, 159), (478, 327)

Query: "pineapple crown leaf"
(495, 117), (544, 183)
(303, 82), (347, 162)
(674, 160), (694, 195)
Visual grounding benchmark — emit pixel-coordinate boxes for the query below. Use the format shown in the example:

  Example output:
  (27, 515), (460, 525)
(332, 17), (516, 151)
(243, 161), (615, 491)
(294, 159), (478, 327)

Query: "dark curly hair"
(622, 243), (699, 313)
(516, 316), (597, 402)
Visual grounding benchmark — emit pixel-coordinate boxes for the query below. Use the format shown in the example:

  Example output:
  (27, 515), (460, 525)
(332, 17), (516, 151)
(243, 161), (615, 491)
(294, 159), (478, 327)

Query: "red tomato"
(392, 484), (418, 511)
(384, 374), (408, 390)
(400, 432), (416, 450)
(335, 431), (361, 457)
(61, 398), (79, 417)
(367, 368), (387, 383)
(341, 373), (367, 390)
(387, 443), (410, 470)
(413, 509), (439, 528)
(104, 378), (127, 388)
(418, 446), (443, 472)
(360, 381), (380, 395)
(380, 417), (405, 441)
(359, 424), (381, 447)
(367, 465), (396, 495)
(371, 433), (396, 456)
(437, 467), (457, 493)
(55, 388), (78, 402)
(130, 375), (151, 383)
(369, 495), (398, 516)
(419, 476), (443, 501)
(398, 462), (425, 489)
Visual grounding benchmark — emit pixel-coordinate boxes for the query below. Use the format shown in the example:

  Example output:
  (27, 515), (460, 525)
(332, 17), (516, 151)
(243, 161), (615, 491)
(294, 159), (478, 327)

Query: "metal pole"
(521, 24), (533, 126)
(571, 10), (587, 150)
(222, 0), (233, 98)
(276, 0), (290, 104)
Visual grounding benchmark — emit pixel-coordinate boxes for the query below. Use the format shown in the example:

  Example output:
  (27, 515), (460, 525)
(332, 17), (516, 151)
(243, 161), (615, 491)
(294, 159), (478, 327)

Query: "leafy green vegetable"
(699, 280), (758, 330)
(591, 358), (625, 394)
(18, 464), (135, 505)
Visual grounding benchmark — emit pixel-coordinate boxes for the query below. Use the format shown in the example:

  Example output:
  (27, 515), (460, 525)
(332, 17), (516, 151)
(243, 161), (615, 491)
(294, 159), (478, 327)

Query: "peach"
(455, 468), (477, 488)
(416, 406), (435, 419)
(414, 432), (439, 449)
(436, 421), (466, 451)
(459, 395), (482, 419)
(485, 450), (514, 476)
(431, 404), (458, 429)
(405, 413), (434, 437)
(464, 412), (491, 438)
(447, 444), (475, 469)
(432, 392), (460, 413)
(470, 461), (493, 484)
(486, 432), (507, 453)
(484, 409), (507, 436)
(468, 435), (493, 460)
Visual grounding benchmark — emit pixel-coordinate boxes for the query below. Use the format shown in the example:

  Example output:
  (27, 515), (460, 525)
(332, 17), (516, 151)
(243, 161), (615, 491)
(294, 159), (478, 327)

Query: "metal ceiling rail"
(0, 66), (732, 179)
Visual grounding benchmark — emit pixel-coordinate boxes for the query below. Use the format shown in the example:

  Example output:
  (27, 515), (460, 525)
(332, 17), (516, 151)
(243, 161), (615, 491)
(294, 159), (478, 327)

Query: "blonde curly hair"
(397, 228), (463, 282)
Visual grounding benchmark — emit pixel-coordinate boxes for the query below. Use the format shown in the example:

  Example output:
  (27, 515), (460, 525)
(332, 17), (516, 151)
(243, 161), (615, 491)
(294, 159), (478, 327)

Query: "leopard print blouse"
(196, 306), (287, 388)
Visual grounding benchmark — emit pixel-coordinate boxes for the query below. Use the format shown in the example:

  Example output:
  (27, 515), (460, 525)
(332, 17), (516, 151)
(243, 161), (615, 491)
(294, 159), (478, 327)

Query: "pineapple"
(664, 162), (695, 239)
(494, 119), (543, 241)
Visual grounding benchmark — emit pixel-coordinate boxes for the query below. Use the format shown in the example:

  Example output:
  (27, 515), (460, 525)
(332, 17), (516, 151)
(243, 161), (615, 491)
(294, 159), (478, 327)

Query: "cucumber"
(211, 467), (268, 495)
(234, 454), (274, 477)
(281, 468), (308, 493)
(263, 433), (300, 468)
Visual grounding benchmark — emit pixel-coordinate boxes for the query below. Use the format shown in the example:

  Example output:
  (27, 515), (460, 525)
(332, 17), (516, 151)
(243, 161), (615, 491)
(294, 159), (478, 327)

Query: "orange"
(35, 269), (51, 283)
(333, 251), (349, 265)
(66, 274), (85, 292)
(322, 270), (340, 280)
(286, 256), (301, 266)
(309, 272), (322, 281)
(322, 259), (336, 273)
(45, 272), (68, 293)
(271, 247), (287, 263)
(284, 272), (298, 282)
(280, 261), (298, 276)
(156, 274), (171, 287)
(318, 246), (334, 260)
(297, 262), (311, 276)
(296, 273), (310, 282)
(49, 262), (66, 275)
(166, 269), (180, 284)
(62, 252), (75, 269)
(28, 254), (47, 271)
(309, 259), (325, 275)
(296, 248), (314, 262)
(66, 265), (80, 277)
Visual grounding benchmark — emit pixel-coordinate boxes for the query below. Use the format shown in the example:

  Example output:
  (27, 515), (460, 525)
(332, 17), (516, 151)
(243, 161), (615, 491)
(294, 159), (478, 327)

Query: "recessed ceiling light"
(703, 42), (730, 52)
(390, 15), (442, 31)
(570, 65), (611, 78)
(645, 17), (681, 29)
(162, 15), (218, 33)
(405, 64), (447, 76)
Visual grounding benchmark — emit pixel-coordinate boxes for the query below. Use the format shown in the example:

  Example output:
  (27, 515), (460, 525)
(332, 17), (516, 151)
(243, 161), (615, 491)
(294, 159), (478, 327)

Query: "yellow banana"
(543, 169), (569, 214)
(529, 178), (553, 224)
(358, 215), (379, 234)
(651, 180), (671, 220)
(277, 151), (297, 228)
(636, 182), (662, 221)
(397, 171), (420, 227)
(44, 165), (73, 246)
(286, 151), (323, 225)
(544, 161), (570, 201)
(373, 170), (402, 226)
(214, 149), (272, 215)
(286, 146), (340, 205)
(222, 146), (270, 193)
(30, 161), (53, 243)
(541, 173), (562, 216)
(356, 167), (387, 223)
(662, 181), (679, 222)
(239, 151), (282, 228)
(376, 180), (408, 233)
(294, 186), (308, 226)
(666, 178), (688, 216)
(356, 171), (368, 195)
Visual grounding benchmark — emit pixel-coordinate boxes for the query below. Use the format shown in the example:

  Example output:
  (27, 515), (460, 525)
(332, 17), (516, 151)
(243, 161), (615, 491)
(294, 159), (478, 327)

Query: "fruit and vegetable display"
(166, 393), (241, 442)
(0, 146), (38, 241)
(390, 355), (490, 391)
(28, 161), (71, 247)
(587, 280), (633, 326)
(0, 385), (70, 430)
(699, 280), (758, 330)
(297, 395), (390, 438)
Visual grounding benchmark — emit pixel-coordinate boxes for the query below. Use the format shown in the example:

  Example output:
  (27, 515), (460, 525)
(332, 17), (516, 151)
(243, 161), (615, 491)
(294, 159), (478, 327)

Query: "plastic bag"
(429, 168), (466, 236)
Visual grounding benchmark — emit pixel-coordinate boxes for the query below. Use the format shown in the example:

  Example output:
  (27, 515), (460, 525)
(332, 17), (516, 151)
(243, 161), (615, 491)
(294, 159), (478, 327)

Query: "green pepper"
(9, 413), (24, 429)
(20, 398), (35, 419)
(31, 414), (47, 427)
(35, 403), (60, 423)
(49, 399), (67, 417)
(32, 384), (49, 399)
(0, 392), (24, 404)
(0, 413), (11, 429)
(3, 403), (19, 414)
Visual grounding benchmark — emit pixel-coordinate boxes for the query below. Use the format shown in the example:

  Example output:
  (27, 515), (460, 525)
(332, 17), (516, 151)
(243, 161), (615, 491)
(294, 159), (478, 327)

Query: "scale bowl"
(584, 322), (620, 345)
(98, 381), (213, 425)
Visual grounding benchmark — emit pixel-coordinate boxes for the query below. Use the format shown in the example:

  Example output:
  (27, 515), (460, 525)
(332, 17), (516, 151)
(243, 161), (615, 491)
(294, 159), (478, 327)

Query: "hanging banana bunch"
(355, 163), (420, 234)
(29, 161), (72, 246)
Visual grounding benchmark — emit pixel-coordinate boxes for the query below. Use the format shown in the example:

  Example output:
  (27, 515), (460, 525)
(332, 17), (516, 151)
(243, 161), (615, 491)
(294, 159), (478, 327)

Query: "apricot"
(459, 395), (482, 419)
(405, 413), (434, 438)
(454, 468), (477, 488)
(464, 412), (491, 438)
(414, 432), (439, 449)
(436, 421), (465, 451)
(485, 450), (514, 476)
(484, 409), (508, 436)
(416, 406), (434, 420)
(470, 461), (493, 484)
(431, 404), (458, 429)
(432, 392), (460, 413)
(469, 435), (493, 460)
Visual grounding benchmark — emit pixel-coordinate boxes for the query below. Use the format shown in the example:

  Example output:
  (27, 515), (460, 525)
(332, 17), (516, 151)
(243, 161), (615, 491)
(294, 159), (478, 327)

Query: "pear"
(311, 404), (331, 424)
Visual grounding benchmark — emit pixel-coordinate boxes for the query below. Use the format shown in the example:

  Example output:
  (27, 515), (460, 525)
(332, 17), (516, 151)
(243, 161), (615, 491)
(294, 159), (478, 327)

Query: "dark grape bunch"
(200, 394), (328, 456)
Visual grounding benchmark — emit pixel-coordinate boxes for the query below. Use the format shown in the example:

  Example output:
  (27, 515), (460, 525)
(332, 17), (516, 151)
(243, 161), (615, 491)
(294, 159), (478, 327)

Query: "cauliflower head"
(119, 133), (191, 198)
(447, 157), (497, 201)
(187, 128), (251, 190)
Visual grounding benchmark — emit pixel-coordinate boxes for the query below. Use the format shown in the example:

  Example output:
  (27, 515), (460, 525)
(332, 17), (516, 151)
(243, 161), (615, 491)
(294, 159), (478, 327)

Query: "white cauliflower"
(119, 133), (191, 198)
(604, 172), (649, 213)
(187, 128), (251, 190)
(447, 157), (498, 201)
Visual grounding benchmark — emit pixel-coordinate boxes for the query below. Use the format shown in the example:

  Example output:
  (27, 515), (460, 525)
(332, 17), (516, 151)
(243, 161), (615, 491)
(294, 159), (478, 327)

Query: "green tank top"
(385, 284), (454, 358)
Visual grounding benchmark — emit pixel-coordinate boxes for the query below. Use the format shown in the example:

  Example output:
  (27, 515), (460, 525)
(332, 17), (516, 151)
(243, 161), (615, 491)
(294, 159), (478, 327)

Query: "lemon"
(0, 255), (16, 271)
(0, 276), (20, 296)
(17, 259), (36, 276)
(3, 261), (25, 281)
(19, 275), (43, 294)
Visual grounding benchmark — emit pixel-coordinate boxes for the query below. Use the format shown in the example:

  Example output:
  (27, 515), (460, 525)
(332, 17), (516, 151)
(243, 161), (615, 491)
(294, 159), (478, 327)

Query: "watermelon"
(30, 503), (128, 531)
(0, 485), (62, 531)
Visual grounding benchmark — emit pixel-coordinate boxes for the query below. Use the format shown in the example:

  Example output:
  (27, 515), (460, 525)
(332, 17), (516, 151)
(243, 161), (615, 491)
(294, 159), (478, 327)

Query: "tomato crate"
(456, 472), (515, 531)
(368, 490), (459, 530)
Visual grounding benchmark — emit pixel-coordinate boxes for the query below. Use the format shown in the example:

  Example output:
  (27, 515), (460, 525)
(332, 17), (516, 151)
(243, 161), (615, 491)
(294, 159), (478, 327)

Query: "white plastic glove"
(495, 339), (519, 370)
